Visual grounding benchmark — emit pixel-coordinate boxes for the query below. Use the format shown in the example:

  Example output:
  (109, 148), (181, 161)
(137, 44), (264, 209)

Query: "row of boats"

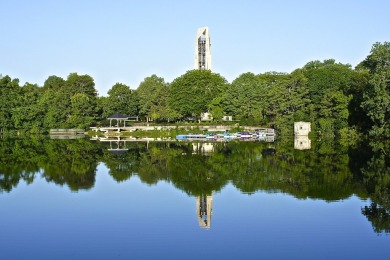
(176, 131), (274, 142)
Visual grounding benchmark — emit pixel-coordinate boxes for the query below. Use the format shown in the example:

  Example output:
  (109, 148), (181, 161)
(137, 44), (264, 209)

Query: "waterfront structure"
(294, 122), (311, 136)
(294, 122), (311, 150)
(194, 27), (212, 70)
(222, 115), (233, 121)
(200, 112), (213, 121)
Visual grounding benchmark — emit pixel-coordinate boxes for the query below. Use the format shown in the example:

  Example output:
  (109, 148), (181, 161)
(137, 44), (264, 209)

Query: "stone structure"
(294, 136), (311, 150)
(222, 115), (233, 121)
(200, 112), (213, 121)
(195, 27), (212, 70)
(294, 122), (311, 136)
(294, 122), (311, 150)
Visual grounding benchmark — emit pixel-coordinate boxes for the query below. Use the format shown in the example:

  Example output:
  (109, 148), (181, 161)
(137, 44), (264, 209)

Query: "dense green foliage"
(102, 82), (138, 118)
(41, 73), (98, 129)
(1, 42), (389, 138)
(359, 42), (390, 137)
(135, 74), (177, 121)
(168, 70), (229, 118)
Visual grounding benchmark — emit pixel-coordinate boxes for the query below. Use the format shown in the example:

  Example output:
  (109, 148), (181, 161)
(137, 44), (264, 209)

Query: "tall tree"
(66, 93), (97, 128)
(221, 72), (264, 122)
(263, 70), (310, 133)
(360, 42), (390, 138)
(136, 75), (170, 122)
(103, 83), (138, 117)
(41, 73), (98, 129)
(41, 76), (68, 129)
(66, 73), (99, 128)
(12, 83), (44, 133)
(0, 75), (21, 132)
(168, 70), (228, 119)
(302, 59), (355, 136)
(65, 72), (97, 97)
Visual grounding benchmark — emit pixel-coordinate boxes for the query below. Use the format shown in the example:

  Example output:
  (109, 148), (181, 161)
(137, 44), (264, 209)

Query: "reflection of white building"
(294, 135), (311, 150)
(192, 143), (214, 154)
(294, 122), (311, 136)
(196, 195), (213, 229)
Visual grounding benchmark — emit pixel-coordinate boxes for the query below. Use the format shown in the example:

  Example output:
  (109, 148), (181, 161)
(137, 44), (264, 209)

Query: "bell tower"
(194, 27), (212, 70)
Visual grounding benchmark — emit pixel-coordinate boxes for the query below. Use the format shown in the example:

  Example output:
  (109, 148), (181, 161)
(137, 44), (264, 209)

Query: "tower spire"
(194, 27), (212, 70)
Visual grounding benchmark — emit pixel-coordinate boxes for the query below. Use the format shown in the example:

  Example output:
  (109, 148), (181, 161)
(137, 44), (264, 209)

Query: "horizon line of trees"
(1, 41), (389, 138)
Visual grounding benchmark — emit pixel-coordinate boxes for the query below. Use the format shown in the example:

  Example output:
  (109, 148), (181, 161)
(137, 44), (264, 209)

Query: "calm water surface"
(0, 137), (389, 259)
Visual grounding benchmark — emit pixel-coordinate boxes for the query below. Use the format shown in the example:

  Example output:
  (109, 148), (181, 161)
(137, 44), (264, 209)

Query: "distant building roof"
(107, 113), (129, 119)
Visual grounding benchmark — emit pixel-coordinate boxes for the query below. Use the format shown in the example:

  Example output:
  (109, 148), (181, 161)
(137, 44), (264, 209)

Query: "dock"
(90, 125), (276, 135)
(50, 129), (85, 135)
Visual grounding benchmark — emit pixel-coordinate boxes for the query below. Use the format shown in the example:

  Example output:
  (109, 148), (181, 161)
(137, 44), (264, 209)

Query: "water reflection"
(196, 194), (213, 229)
(294, 135), (311, 150)
(192, 143), (215, 155)
(0, 137), (389, 233)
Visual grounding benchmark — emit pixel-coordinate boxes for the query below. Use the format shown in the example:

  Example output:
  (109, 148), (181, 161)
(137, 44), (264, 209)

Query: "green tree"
(42, 75), (65, 91)
(302, 59), (355, 136)
(41, 76), (68, 129)
(168, 70), (228, 119)
(360, 42), (390, 138)
(262, 70), (309, 133)
(67, 93), (97, 128)
(103, 83), (138, 118)
(12, 83), (45, 133)
(136, 75), (169, 122)
(221, 72), (265, 123)
(0, 75), (21, 133)
(41, 73), (98, 129)
(208, 96), (224, 122)
(65, 72), (97, 97)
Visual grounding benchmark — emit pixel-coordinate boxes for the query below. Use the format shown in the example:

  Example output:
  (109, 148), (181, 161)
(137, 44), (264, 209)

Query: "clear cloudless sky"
(1, 0), (389, 96)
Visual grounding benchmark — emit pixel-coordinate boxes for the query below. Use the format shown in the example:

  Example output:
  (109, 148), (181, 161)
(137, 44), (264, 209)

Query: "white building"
(195, 27), (212, 70)
(200, 112), (213, 121)
(222, 115), (233, 121)
(294, 122), (311, 136)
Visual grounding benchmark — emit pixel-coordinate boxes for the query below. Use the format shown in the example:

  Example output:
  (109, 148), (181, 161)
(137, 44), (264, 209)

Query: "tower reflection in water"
(196, 194), (213, 229)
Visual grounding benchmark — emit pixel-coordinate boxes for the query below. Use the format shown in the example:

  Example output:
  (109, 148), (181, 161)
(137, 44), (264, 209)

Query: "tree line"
(1, 42), (389, 138)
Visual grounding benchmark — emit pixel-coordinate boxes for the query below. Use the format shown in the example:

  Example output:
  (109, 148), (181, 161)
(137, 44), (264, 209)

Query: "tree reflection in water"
(0, 137), (389, 233)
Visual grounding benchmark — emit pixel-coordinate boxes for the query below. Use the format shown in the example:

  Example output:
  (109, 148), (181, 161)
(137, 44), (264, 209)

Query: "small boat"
(176, 134), (208, 140)
(237, 132), (252, 138)
(176, 134), (188, 140)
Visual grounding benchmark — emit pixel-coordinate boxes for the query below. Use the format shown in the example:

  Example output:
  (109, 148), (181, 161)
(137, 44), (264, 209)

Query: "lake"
(0, 137), (389, 259)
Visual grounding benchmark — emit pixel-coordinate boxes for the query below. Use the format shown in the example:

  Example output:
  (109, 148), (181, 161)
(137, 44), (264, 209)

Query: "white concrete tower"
(194, 27), (212, 70)
(196, 194), (213, 229)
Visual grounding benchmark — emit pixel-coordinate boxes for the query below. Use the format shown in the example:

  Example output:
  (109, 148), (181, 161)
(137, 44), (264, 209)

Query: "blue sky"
(1, 0), (389, 96)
